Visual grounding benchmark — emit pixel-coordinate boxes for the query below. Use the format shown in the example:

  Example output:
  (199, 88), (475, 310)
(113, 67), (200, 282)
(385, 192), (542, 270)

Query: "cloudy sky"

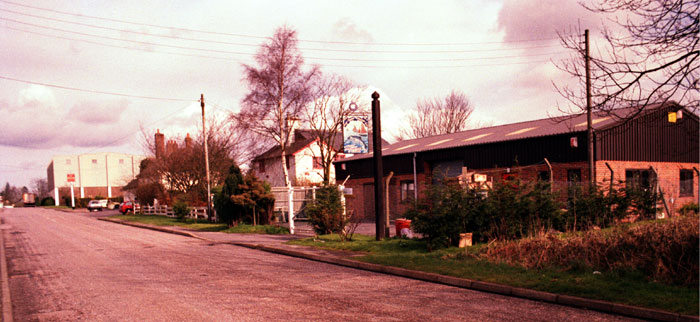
(0, 0), (607, 188)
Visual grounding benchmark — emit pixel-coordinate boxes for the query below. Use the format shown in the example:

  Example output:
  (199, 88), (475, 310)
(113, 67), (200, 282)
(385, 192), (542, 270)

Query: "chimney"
(184, 133), (193, 150)
(285, 114), (299, 146)
(155, 130), (165, 159)
(166, 139), (178, 155)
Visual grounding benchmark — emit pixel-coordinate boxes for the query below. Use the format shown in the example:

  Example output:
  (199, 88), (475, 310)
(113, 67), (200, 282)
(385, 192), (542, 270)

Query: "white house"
(252, 130), (345, 187)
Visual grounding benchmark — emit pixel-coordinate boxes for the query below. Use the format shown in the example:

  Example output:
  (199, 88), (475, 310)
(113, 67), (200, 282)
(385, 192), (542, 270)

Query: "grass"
(288, 234), (699, 316)
(41, 205), (71, 209)
(110, 214), (288, 234)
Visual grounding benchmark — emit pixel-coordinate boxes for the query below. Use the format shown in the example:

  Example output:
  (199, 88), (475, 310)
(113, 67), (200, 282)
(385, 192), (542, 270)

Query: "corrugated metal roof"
(340, 105), (664, 162)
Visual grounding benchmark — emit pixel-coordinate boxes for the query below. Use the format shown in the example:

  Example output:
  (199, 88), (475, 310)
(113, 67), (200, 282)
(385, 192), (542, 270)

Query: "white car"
(87, 199), (109, 211)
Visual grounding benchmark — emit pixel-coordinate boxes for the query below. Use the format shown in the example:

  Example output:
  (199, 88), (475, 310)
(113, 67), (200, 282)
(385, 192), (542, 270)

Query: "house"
(252, 129), (346, 187)
(335, 102), (699, 220)
(47, 152), (147, 205)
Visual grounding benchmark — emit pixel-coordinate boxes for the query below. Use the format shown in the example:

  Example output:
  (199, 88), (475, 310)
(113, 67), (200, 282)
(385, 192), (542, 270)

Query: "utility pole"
(585, 29), (594, 186)
(201, 94), (213, 221)
(371, 92), (386, 240)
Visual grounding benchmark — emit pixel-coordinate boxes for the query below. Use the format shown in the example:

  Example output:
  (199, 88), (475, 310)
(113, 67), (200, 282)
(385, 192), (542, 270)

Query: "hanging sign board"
(343, 114), (370, 154)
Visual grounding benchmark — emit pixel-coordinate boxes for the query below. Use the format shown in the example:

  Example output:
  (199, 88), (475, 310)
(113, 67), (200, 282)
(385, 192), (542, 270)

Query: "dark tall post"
(371, 92), (386, 240)
(585, 29), (594, 186)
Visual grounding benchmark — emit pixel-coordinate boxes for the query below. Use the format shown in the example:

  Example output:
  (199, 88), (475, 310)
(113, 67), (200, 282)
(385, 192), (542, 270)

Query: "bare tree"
(555, 0), (699, 116)
(31, 178), (50, 199)
(135, 118), (243, 204)
(397, 90), (475, 140)
(235, 26), (320, 189)
(303, 74), (365, 184)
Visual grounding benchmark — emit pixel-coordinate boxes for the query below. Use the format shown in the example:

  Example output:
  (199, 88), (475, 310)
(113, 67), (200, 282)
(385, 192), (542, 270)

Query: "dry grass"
(478, 214), (699, 286)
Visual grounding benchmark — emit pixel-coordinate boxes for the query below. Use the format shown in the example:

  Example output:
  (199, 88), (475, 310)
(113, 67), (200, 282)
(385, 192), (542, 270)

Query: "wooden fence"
(137, 204), (210, 220)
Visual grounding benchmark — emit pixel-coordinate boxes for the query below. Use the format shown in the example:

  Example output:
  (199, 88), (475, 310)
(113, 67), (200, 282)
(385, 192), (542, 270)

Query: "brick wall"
(343, 160), (699, 219)
(596, 160), (699, 212)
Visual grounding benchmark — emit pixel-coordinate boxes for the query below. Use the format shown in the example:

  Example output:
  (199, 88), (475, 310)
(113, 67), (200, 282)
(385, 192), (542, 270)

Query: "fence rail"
(137, 204), (210, 220)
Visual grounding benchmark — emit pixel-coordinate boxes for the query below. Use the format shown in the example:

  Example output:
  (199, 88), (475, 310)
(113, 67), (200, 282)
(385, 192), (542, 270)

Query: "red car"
(119, 201), (137, 214)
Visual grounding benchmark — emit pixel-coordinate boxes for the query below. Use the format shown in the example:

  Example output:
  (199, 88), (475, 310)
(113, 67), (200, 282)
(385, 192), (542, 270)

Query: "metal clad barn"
(336, 102), (699, 220)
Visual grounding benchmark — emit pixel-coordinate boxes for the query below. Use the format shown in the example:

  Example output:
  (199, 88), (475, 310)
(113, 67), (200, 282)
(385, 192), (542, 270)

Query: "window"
(538, 171), (550, 182)
(680, 170), (693, 197)
(625, 169), (653, 189)
(313, 157), (323, 170)
(92, 159), (97, 164)
(432, 160), (463, 184)
(66, 159), (71, 165)
(258, 160), (265, 173)
(401, 180), (415, 201)
(567, 169), (581, 186)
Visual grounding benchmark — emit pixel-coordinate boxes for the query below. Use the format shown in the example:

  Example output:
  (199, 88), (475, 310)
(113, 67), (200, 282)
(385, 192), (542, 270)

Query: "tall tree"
(397, 90), (475, 140)
(236, 26), (320, 189)
(31, 178), (50, 199)
(135, 118), (238, 204)
(556, 0), (699, 116)
(303, 74), (364, 184)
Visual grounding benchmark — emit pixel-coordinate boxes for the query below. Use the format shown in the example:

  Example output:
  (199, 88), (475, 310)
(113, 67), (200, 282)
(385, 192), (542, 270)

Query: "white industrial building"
(47, 152), (146, 205)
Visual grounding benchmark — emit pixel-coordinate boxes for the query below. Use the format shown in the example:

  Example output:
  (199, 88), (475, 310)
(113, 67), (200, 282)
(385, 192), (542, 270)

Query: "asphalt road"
(0, 208), (640, 322)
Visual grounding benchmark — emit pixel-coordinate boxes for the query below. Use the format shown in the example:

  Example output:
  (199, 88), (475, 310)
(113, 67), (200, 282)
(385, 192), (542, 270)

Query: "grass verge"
(110, 215), (288, 234)
(288, 234), (698, 316)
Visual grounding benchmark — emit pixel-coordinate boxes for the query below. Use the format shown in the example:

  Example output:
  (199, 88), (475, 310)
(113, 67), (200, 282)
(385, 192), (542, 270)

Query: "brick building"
(335, 102), (698, 220)
(47, 152), (147, 205)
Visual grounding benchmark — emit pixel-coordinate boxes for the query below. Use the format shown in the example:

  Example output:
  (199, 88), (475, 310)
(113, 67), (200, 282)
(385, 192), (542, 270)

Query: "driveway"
(1, 208), (639, 321)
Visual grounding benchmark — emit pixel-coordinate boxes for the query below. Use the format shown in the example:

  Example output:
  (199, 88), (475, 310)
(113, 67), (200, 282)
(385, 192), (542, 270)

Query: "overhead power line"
(3, 26), (558, 68)
(0, 17), (568, 63)
(0, 0), (565, 46)
(0, 75), (197, 102)
(0, 7), (562, 54)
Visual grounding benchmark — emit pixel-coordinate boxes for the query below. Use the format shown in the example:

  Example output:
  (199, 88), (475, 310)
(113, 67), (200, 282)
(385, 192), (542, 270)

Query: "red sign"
(67, 173), (75, 183)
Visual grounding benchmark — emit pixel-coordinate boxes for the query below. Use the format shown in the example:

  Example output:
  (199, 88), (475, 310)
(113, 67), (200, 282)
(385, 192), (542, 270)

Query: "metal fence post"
(288, 186), (295, 234)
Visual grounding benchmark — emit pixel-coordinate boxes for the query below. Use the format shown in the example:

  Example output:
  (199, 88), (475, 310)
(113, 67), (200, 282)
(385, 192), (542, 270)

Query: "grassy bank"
(110, 215), (288, 234)
(289, 234), (698, 316)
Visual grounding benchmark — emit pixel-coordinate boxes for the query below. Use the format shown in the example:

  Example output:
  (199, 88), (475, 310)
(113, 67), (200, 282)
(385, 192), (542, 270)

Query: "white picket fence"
(138, 204), (210, 220)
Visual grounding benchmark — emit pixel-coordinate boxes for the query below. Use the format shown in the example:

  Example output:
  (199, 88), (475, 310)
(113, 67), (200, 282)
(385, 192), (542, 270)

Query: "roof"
(254, 129), (344, 161)
(254, 128), (393, 161)
(339, 102), (679, 162)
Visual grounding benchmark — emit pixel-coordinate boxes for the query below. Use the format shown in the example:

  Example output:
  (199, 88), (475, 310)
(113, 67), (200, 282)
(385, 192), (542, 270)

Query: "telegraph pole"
(371, 92), (386, 240)
(201, 94), (213, 221)
(585, 29), (594, 186)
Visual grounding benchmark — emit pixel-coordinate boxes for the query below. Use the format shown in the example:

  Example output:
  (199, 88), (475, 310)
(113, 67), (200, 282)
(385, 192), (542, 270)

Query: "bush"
(478, 214), (699, 286)
(678, 202), (698, 216)
(173, 200), (190, 221)
(41, 197), (55, 206)
(306, 185), (353, 239)
(406, 179), (562, 250)
(405, 180), (486, 250)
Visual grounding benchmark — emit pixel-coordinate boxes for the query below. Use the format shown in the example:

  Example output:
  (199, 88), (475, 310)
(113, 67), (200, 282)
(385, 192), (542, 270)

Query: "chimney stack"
(184, 133), (193, 150)
(285, 114), (299, 146)
(155, 130), (165, 159)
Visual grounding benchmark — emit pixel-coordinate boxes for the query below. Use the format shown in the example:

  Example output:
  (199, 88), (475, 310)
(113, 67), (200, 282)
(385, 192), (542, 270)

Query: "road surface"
(1, 208), (639, 321)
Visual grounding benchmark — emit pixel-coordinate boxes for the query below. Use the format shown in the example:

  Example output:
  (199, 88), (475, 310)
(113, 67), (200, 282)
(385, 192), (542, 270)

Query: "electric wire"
(2, 26), (559, 69)
(0, 17), (568, 63)
(0, 0), (566, 46)
(0, 75), (197, 102)
(0, 7), (563, 54)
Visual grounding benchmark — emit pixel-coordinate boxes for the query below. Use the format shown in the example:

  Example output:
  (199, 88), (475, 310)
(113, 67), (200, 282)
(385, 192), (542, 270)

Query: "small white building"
(47, 152), (146, 205)
(253, 130), (346, 187)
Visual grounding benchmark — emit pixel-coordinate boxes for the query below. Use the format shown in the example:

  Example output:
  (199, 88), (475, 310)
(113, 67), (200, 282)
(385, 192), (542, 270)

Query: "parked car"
(119, 201), (137, 214)
(87, 199), (109, 211)
(107, 200), (120, 210)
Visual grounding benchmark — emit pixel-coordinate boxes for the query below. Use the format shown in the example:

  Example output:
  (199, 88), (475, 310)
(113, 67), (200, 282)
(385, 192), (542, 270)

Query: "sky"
(0, 0), (608, 189)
